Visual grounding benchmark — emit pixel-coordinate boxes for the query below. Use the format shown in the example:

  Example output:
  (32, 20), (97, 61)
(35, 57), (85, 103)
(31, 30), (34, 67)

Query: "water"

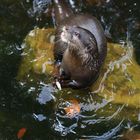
(0, 0), (140, 139)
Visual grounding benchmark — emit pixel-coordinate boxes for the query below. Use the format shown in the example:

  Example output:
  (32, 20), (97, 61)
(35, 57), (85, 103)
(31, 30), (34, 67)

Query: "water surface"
(0, 0), (140, 139)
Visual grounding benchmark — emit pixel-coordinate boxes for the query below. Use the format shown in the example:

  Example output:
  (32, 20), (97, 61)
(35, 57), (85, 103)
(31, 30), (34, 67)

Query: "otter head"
(61, 26), (80, 44)
(60, 26), (99, 69)
(60, 26), (97, 51)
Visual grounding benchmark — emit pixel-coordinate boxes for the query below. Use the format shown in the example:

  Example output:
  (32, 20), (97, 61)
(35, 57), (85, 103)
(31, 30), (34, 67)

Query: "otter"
(52, 0), (107, 88)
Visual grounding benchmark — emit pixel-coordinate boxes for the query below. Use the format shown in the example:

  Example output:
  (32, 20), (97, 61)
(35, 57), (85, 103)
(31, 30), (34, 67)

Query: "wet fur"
(60, 26), (100, 88)
(53, 0), (107, 88)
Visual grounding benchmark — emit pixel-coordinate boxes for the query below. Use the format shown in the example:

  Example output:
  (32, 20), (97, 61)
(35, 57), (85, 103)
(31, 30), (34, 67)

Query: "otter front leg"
(53, 61), (70, 81)
(53, 61), (61, 79)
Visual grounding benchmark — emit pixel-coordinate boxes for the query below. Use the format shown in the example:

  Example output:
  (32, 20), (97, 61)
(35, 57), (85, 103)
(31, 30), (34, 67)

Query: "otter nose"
(63, 26), (74, 37)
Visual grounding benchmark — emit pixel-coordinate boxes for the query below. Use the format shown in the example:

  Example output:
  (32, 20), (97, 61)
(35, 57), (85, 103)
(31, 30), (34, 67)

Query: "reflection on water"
(0, 0), (140, 139)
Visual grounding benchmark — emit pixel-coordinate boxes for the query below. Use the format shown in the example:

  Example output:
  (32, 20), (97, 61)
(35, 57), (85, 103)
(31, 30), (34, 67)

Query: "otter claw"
(56, 80), (62, 90)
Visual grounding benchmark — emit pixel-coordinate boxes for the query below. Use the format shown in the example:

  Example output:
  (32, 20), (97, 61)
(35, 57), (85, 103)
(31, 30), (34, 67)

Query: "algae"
(17, 28), (140, 108)
(17, 28), (55, 80)
(91, 42), (140, 108)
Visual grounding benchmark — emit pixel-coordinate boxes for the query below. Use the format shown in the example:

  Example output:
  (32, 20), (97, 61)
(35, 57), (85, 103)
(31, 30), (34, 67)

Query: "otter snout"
(61, 26), (72, 43)
(61, 26), (81, 44)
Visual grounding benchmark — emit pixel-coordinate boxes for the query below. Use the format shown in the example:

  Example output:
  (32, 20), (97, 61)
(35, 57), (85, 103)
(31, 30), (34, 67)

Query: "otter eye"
(64, 26), (69, 31)
(65, 28), (68, 31)
(74, 32), (80, 37)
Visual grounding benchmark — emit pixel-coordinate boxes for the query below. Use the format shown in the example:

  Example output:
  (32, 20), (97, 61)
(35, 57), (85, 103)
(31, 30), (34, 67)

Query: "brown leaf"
(17, 127), (27, 139)
(64, 99), (80, 118)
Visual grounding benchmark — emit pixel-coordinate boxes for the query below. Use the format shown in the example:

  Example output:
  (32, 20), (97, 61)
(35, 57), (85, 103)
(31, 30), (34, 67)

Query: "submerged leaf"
(64, 99), (81, 118)
(17, 127), (27, 139)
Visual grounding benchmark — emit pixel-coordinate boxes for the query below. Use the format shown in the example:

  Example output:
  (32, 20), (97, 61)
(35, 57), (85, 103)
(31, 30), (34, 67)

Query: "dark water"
(0, 0), (140, 139)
